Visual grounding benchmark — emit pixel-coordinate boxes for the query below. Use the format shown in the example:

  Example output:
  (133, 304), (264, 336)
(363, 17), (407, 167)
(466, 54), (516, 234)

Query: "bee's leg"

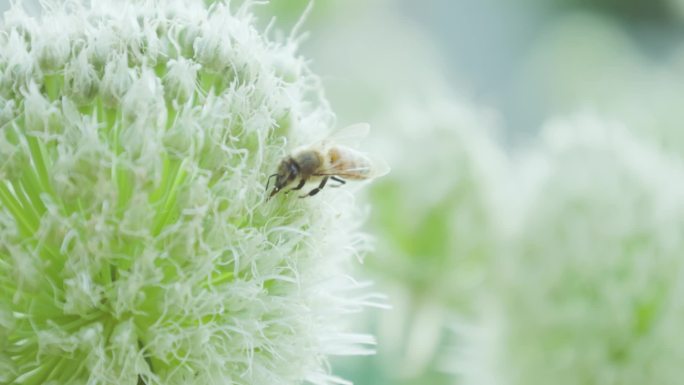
(330, 176), (346, 188)
(285, 177), (307, 194)
(300, 177), (329, 198)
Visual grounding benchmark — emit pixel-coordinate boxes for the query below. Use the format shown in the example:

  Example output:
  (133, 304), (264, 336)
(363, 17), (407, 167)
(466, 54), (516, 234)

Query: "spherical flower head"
(459, 116), (684, 385)
(369, 99), (504, 313)
(0, 1), (375, 384)
(363, 99), (505, 378)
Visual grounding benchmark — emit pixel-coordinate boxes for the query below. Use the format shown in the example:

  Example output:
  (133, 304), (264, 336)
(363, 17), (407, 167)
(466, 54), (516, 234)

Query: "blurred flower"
(360, 99), (506, 382)
(458, 116), (684, 385)
(0, 1), (376, 384)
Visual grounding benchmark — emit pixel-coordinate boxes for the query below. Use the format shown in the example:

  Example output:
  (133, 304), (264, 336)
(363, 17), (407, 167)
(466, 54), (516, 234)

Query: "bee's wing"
(322, 122), (370, 147)
(318, 148), (390, 180)
(365, 153), (390, 179)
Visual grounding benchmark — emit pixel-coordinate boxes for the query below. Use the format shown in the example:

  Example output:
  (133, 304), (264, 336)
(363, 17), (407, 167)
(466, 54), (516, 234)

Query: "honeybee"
(266, 123), (389, 199)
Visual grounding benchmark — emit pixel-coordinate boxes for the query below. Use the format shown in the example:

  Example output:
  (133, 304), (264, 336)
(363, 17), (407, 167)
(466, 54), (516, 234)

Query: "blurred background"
(254, 0), (684, 385)
(251, 1), (684, 385)
(4, 0), (684, 384)
(259, 0), (684, 147)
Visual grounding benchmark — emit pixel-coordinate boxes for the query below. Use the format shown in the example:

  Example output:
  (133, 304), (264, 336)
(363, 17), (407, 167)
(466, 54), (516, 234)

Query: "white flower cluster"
(362, 99), (506, 379)
(458, 117), (684, 385)
(0, 1), (375, 384)
(369, 99), (504, 313)
(360, 95), (684, 384)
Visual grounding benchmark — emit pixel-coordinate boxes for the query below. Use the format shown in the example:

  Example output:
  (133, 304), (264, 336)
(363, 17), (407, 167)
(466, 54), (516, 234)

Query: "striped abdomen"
(326, 146), (372, 180)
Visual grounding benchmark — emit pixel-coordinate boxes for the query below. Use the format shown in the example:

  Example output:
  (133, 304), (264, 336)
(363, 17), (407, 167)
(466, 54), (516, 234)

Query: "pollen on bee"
(328, 147), (342, 164)
(328, 147), (372, 179)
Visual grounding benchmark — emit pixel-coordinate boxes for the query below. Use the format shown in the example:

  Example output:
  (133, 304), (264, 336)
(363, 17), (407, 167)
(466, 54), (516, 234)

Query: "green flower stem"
(151, 157), (188, 237)
(43, 73), (62, 102)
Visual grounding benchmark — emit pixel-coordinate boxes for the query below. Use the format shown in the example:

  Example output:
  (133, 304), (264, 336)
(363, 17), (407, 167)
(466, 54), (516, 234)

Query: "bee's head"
(267, 158), (299, 199)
